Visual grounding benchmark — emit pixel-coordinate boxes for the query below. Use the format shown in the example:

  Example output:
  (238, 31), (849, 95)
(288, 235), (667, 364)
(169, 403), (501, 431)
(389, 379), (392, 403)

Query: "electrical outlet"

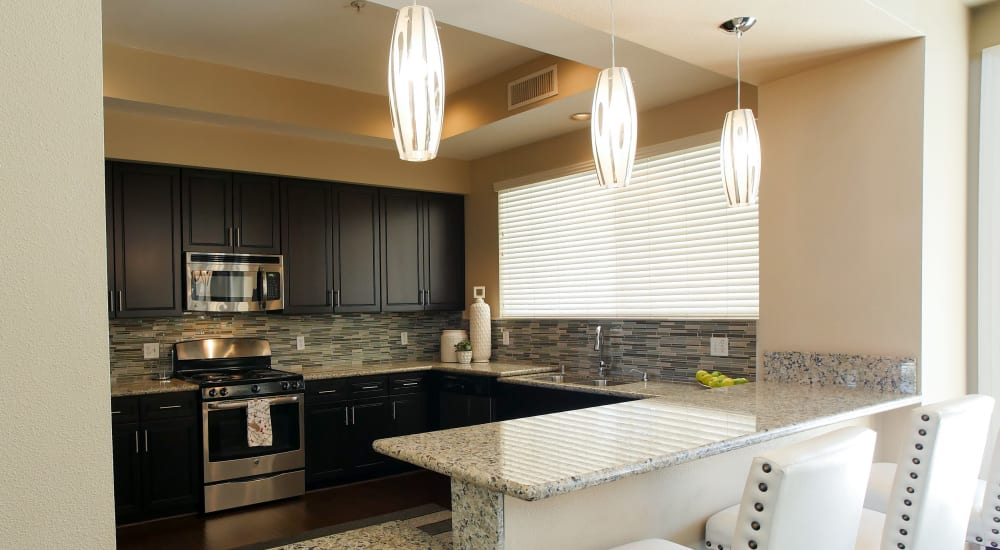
(710, 336), (729, 357)
(142, 342), (160, 360)
(502, 330), (510, 346)
(296, 336), (305, 350)
(400, 332), (408, 345)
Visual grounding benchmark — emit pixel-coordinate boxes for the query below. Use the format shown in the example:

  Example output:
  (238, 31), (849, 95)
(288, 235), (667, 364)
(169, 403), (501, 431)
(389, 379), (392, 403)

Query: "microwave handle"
(258, 266), (267, 309)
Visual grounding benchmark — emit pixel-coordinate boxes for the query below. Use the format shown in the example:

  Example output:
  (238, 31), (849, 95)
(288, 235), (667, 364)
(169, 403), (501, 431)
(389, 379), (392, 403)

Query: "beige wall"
(971, 1), (1000, 54)
(0, 0), (114, 547)
(757, 40), (925, 368)
(105, 109), (471, 194)
(466, 85), (752, 312)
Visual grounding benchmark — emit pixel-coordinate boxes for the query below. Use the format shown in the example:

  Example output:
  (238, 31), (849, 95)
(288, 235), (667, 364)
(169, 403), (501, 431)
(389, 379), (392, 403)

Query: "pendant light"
(591, 0), (637, 189)
(388, 3), (445, 162)
(719, 16), (761, 207)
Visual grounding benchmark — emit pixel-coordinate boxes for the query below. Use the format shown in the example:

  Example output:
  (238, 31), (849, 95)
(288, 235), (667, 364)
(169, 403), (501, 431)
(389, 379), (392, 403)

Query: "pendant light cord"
(610, 0), (616, 68)
(736, 28), (742, 109)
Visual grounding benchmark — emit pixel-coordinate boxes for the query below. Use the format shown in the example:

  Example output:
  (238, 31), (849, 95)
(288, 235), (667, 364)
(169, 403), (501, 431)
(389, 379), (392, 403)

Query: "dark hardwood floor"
(116, 470), (452, 550)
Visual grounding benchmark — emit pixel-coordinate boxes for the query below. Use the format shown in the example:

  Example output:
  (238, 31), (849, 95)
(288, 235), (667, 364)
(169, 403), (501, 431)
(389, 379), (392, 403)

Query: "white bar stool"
(610, 425), (877, 550)
(700, 395), (993, 550)
(854, 395), (995, 550)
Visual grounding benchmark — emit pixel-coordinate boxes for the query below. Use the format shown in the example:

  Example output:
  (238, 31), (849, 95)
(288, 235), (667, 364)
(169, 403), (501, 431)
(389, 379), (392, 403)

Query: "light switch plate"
(709, 336), (729, 357)
(400, 332), (408, 346)
(143, 342), (160, 360)
(296, 336), (305, 350)
(502, 330), (510, 346)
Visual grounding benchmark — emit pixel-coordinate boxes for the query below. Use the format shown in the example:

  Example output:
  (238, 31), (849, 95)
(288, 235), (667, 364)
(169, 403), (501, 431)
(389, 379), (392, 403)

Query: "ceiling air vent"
(507, 65), (559, 111)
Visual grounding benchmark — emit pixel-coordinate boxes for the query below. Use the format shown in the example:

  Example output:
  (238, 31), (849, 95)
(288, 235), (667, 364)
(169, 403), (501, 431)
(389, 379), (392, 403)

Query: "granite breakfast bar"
(374, 378), (920, 550)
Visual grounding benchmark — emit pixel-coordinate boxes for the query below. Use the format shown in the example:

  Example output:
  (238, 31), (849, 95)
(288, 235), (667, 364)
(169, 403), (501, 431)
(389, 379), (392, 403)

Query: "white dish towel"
(247, 399), (273, 447)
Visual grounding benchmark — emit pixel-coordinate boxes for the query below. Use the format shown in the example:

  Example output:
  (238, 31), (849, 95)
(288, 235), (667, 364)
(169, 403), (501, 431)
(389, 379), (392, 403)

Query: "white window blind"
(498, 141), (758, 319)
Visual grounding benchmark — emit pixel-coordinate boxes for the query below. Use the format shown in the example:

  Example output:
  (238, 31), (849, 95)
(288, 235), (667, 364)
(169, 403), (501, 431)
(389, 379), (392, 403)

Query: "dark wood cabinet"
(111, 393), (200, 524)
(435, 374), (495, 429)
(390, 392), (429, 437)
(109, 162), (183, 318)
(305, 400), (352, 486)
(182, 170), (280, 254)
(380, 190), (465, 312)
(349, 397), (392, 474)
(333, 185), (381, 312)
(281, 179), (335, 313)
(495, 383), (634, 421)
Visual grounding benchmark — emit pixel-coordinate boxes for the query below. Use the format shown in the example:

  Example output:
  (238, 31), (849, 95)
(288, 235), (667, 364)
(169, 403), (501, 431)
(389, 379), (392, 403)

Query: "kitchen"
(4, 1), (1000, 549)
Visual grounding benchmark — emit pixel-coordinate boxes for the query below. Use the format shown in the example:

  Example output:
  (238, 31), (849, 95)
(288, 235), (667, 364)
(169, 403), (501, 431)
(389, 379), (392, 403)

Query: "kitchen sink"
(543, 375), (632, 387)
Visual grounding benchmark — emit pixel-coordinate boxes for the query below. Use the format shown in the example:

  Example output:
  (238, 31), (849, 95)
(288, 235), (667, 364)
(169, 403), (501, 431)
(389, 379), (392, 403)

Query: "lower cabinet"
(495, 383), (635, 421)
(436, 373), (496, 429)
(305, 374), (430, 488)
(111, 393), (200, 524)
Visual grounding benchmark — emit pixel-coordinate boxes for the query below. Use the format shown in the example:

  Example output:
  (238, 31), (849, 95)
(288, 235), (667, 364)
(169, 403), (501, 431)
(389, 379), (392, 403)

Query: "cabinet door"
(112, 422), (143, 523)
(350, 397), (391, 474)
(424, 194), (465, 310)
(391, 393), (429, 437)
(234, 173), (280, 254)
(305, 401), (352, 488)
(281, 179), (334, 313)
(181, 168), (232, 253)
(437, 391), (468, 430)
(112, 162), (183, 317)
(380, 190), (425, 311)
(141, 417), (200, 517)
(333, 185), (381, 312)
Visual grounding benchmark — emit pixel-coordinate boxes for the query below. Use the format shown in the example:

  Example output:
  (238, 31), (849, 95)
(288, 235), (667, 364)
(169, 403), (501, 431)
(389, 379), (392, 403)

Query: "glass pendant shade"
(591, 67), (637, 189)
(720, 108), (761, 206)
(388, 5), (444, 162)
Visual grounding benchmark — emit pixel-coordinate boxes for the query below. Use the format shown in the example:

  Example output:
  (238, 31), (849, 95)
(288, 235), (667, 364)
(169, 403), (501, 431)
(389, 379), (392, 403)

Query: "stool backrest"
(731, 426), (877, 550)
(971, 431), (1000, 547)
(881, 394), (994, 550)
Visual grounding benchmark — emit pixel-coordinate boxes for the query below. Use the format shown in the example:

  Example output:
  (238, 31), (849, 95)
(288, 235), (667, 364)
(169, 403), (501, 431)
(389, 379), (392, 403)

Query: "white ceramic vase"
(440, 330), (468, 363)
(470, 286), (491, 363)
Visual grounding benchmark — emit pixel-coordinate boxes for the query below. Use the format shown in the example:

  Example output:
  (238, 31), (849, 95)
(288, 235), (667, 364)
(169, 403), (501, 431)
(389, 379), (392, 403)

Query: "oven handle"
(258, 266), (267, 310)
(206, 395), (301, 410)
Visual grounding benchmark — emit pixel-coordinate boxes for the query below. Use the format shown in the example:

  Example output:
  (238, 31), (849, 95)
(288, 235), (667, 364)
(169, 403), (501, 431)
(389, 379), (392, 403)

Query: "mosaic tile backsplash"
(109, 311), (463, 382)
(110, 314), (757, 383)
(489, 319), (757, 383)
(762, 351), (917, 394)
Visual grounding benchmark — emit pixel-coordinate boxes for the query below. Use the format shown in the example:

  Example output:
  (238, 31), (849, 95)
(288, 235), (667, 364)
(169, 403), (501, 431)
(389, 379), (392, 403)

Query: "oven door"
(202, 393), (304, 483)
(186, 253), (283, 312)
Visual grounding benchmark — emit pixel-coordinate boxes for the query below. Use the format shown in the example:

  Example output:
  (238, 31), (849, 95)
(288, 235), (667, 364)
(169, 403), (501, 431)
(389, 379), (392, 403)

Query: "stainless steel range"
(173, 338), (305, 513)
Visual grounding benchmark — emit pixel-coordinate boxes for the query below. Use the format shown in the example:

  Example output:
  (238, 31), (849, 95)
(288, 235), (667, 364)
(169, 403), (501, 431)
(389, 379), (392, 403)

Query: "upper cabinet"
(108, 162), (183, 318)
(281, 178), (335, 314)
(333, 185), (382, 312)
(182, 169), (280, 255)
(380, 190), (464, 312)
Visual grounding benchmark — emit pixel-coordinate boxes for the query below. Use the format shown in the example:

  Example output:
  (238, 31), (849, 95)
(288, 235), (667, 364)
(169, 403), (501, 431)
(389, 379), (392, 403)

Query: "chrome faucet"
(595, 325), (610, 377)
(594, 325), (602, 351)
(629, 368), (649, 382)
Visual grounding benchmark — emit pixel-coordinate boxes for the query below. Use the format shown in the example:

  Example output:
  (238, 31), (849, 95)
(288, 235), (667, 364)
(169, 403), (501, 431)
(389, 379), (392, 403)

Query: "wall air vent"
(507, 65), (559, 111)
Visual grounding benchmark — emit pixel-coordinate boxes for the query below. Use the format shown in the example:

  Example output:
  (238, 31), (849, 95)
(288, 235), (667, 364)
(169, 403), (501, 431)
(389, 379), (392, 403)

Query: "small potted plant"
(454, 340), (473, 364)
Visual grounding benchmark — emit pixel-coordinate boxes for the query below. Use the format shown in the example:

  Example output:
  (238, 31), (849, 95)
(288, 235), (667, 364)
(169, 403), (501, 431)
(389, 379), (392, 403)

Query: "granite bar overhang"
(373, 381), (920, 501)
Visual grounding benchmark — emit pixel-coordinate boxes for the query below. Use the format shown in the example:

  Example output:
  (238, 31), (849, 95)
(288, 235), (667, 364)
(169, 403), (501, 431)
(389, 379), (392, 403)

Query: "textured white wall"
(0, 1), (114, 547)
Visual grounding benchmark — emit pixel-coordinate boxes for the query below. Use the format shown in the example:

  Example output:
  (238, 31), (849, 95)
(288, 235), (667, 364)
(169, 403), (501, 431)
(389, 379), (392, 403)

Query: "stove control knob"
(251, 384), (260, 393)
(208, 388), (217, 397)
(291, 381), (300, 389)
(281, 381), (289, 390)
(219, 388), (228, 397)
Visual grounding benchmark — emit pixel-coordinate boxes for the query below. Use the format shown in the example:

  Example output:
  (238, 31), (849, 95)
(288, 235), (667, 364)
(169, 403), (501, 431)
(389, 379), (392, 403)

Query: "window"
(498, 138), (758, 319)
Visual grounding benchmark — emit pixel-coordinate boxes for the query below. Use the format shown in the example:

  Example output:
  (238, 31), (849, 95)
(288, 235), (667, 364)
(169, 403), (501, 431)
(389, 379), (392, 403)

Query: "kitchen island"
(374, 379), (919, 549)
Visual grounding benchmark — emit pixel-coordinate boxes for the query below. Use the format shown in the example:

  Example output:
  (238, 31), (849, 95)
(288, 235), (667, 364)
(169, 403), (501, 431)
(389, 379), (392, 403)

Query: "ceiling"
(102, 0), (939, 160)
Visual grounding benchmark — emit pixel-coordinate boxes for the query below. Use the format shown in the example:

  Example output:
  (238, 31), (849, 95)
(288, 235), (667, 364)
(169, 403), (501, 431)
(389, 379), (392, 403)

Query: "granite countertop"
(373, 381), (920, 502)
(111, 378), (199, 396)
(111, 361), (557, 395)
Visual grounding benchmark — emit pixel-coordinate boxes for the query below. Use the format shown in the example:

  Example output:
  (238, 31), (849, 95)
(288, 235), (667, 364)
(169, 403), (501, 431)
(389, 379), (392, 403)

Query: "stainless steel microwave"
(185, 252), (283, 312)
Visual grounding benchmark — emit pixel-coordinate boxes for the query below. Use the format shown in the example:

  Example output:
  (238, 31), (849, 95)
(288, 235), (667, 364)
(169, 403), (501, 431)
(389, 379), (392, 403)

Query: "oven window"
(206, 401), (301, 462)
(191, 271), (261, 302)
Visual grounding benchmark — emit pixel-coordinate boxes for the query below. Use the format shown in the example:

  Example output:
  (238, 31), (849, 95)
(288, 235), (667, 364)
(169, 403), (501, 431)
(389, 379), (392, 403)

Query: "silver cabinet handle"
(400, 382), (418, 387)
(134, 431), (139, 454)
(118, 291), (123, 312)
(392, 401), (397, 420)
(344, 407), (349, 426)
(317, 389), (338, 395)
(359, 385), (379, 390)
(334, 289), (341, 307)
(158, 405), (182, 410)
(236, 226), (241, 247)
(111, 410), (121, 415)
(228, 226), (233, 246)
(424, 289), (430, 304)
(351, 405), (356, 425)
(144, 430), (149, 453)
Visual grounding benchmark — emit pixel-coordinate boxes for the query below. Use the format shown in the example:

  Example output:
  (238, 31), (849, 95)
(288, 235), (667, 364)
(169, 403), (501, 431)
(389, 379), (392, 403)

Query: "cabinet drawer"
(111, 396), (139, 424)
(390, 373), (427, 395)
(139, 392), (197, 421)
(308, 378), (349, 401)
(350, 376), (388, 398)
